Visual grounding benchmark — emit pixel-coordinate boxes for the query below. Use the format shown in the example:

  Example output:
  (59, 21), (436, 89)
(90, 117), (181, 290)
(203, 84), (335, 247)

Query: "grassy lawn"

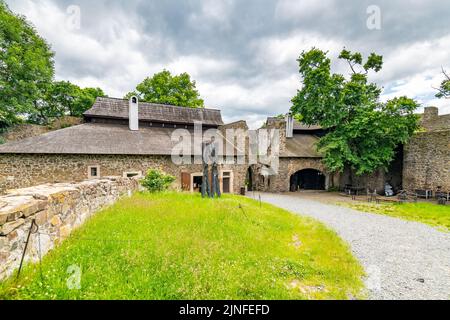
(1, 192), (365, 300)
(338, 201), (450, 232)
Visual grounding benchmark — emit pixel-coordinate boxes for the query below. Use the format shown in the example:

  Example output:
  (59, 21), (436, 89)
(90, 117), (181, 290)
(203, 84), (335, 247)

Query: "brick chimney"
(129, 96), (139, 131)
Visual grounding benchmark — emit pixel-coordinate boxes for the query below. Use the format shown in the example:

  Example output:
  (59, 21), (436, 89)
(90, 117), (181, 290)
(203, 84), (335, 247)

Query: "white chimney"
(129, 96), (139, 131)
(285, 113), (294, 138)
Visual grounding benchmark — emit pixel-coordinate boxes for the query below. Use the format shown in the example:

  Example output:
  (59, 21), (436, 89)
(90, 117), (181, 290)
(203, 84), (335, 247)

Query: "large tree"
(291, 48), (419, 175)
(29, 81), (106, 124)
(435, 68), (450, 99)
(0, 1), (54, 128)
(125, 70), (205, 108)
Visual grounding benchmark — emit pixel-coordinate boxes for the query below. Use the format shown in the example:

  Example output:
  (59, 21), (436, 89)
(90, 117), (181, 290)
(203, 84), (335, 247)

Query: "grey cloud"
(6, 0), (450, 128)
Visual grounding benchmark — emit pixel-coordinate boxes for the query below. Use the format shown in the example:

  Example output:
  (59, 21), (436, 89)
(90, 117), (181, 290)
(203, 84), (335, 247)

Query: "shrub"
(140, 169), (175, 192)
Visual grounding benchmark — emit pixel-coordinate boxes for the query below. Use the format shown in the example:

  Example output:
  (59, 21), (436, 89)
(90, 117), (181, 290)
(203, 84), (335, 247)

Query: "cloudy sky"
(6, 0), (450, 128)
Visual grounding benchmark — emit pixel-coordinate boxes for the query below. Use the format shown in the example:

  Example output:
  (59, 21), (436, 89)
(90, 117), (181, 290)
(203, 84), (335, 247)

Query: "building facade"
(0, 97), (249, 194)
(0, 98), (448, 195)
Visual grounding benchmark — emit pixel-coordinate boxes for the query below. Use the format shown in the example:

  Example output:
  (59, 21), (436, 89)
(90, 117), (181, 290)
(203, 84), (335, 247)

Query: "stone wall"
(0, 177), (139, 281)
(420, 107), (450, 132)
(0, 154), (248, 195)
(403, 130), (450, 191)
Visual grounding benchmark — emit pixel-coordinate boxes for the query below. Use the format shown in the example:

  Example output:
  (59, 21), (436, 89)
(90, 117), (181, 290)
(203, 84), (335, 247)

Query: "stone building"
(251, 116), (337, 193)
(252, 106), (449, 194)
(403, 107), (450, 192)
(0, 97), (249, 194)
(0, 97), (448, 195)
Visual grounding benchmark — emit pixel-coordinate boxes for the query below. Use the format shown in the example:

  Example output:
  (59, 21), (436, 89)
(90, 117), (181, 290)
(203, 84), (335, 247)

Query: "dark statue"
(201, 137), (221, 198)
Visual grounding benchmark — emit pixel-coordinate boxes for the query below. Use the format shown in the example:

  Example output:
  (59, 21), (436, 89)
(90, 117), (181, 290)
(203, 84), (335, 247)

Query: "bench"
(415, 189), (432, 199)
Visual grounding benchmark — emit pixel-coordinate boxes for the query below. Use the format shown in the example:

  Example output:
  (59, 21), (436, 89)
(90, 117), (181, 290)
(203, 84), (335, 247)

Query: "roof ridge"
(96, 96), (221, 112)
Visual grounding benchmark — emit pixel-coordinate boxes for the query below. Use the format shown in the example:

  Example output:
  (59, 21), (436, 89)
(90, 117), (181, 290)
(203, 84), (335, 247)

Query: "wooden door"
(181, 172), (191, 191)
(222, 171), (232, 193)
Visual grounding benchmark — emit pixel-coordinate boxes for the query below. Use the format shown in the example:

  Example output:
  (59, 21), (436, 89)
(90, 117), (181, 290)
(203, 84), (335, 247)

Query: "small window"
(223, 172), (231, 177)
(88, 166), (100, 179)
(123, 171), (142, 178)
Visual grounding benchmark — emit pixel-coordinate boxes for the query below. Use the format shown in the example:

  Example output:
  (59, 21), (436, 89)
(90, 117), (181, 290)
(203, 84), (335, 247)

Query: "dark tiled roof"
(0, 124), (193, 155)
(0, 123), (241, 156)
(281, 134), (322, 158)
(266, 117), (322, 131)
(84, 97), (224, 126)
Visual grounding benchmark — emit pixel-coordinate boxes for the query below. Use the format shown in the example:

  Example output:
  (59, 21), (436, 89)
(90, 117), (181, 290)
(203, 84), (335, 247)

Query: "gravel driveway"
(250, 192), (450, 300)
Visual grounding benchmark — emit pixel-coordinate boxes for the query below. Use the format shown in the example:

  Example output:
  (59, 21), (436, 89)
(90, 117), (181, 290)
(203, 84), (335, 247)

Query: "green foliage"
(140, 169), (176, 192)
(28, 81), (106, 124)
(291, 48), (419, 175)
(0, 2), (105, 126)
(0, 193), (365, 300)
(125, 70), (205, 108)
(0, 1), (55, 127)
(435, 69), (450, 99)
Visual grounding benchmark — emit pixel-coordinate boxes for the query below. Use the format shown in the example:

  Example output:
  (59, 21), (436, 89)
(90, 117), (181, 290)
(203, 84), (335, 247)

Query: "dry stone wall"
(0, 177), (139, 281)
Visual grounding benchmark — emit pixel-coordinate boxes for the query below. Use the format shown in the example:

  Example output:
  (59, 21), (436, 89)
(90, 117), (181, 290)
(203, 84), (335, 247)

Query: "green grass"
(1, 192), (365, 300)
(338, 201), (450, 232)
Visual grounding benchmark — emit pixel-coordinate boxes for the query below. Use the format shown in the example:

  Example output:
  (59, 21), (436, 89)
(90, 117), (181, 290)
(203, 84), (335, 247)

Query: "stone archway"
(290, 168), (326, 191)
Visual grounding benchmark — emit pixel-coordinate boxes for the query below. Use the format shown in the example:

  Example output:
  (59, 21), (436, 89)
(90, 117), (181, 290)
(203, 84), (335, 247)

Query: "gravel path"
(251, 192), (450, 300)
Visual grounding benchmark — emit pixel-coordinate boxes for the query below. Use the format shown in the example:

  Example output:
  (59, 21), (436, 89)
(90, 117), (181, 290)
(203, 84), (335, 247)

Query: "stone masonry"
(403, 107), (450, 192)
(0, 177), (139, 281)
(0, 154), (248, 196)
(403, 130), (450, 191)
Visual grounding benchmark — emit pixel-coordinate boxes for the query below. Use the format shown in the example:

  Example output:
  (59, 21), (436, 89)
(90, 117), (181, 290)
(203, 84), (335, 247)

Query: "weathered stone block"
(0, 251), (9, 264)
(7, 230), (18, 241)
(0, 212), (7, 225)
(19, 199), (48, 218)
(0, 219), (25, 236)
(50, 215), (62, 226)
(0, 237), (7, 250)
(35, 210), (48, 226)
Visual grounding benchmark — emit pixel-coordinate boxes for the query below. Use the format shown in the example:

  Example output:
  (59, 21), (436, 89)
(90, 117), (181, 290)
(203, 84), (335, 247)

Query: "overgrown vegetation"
(140, 169), (176, 192)
(0, 1), (105, 127)
(291, 48), (420, 175)
(338, 201), (450, 232)
(125, 70), (205, 108)
(0, 193), (365, 300)
(435, 68), (450, 99)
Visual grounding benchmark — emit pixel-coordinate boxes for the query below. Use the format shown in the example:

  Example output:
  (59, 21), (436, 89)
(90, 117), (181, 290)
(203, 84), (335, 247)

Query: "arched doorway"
(246, 167), (253, 191)
(290, 169), (326, 191)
